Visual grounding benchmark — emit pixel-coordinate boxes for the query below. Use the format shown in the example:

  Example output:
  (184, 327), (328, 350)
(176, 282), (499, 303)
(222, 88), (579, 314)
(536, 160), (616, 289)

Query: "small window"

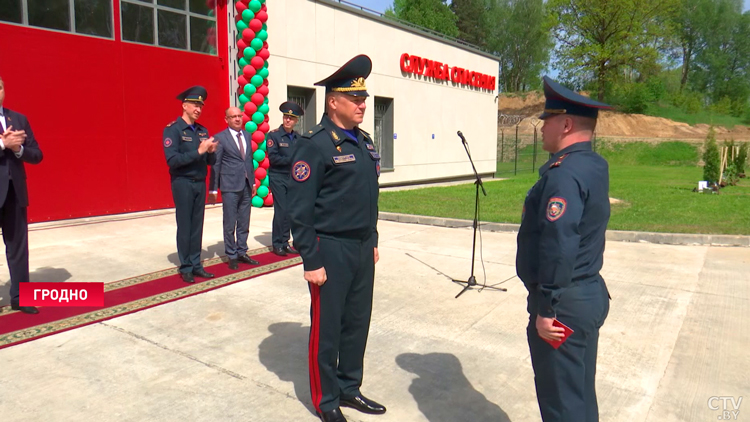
(190, 16), (216, 53)
(157, 9), (186, 49)
(0, 0), (23, 24)
(121, 1), (154, 44)
(75, 0), (113, 38)
(157, 0), (184, 10)
(188, 0), (212, 16)
(374, 97), (394, 170)
(28, 0), (71, 32)
(287, 86), (317, 133)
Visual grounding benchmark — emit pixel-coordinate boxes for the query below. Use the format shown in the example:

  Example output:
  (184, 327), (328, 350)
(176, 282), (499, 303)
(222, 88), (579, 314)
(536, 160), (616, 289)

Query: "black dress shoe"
(237, 255), (260, 265)
(284, 245), (299, 254)
(10, 302), (39, 314)
(317, 408), (347, 422)
(340, 394), (386, 415)
(180, 272), (195, 283)
(228, 259), (239, 270)
(272, 247), (287, 256)
(192, 269), (215, 278)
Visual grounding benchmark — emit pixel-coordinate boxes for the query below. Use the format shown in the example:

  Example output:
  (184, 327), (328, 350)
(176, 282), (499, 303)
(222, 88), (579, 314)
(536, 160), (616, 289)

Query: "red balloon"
(244, 102), (258, 115)
(237, 39), (248, 52)
(207, 35), (216, 48)
(260, 157), (270, 169)
(243, 65), (256, 78)
(242, 114), (250, 125)
(255, 167), (267, 180)
(263, 41), (269, 49)
(249, 19), (262, 32)
(238, 75), (249, 87)
(251, 141), (258, 152)
(242, 29), (255, 43)
(236, 1), (248, 13)
(262, 78), (269, 86)
(257, 85), (269, 97)
(252, 130), (266, 143)
(251, 93), (264, 106)
(261, 3), (267, 12)
(251, 56), (264, 70)
(207, 0), (217, 8)
(255, 178), (261, 188)
(256, 10), (268, 23)
(259, 122), (270, 133)
(264, 114), (270, 123)
(263, 193), (273, 206)
(258, 48), (270, 60)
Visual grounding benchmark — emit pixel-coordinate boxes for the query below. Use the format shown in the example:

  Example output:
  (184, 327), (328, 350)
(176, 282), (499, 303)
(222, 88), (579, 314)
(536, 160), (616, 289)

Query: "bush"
(702, 128), (720, 183)
(735, 142), (748, 174)
(684, 93), (703, 115)
(731, 98), (747, 118)
(621, 83), (655, 114)
(710, 96), (733, 115)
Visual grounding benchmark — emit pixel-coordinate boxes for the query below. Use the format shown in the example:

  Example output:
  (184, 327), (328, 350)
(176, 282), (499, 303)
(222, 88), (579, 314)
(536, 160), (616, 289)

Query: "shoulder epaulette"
(302, 124), (325, 138)
(165, 120), (177, 127)
(358, 127), (370, 136)
(549, 153), (569, 168)
(270, 128), (278, 133)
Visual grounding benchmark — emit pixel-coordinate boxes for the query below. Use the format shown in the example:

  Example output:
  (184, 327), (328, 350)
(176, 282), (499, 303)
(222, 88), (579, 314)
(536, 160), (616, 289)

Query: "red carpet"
(0, 247), (301, 350)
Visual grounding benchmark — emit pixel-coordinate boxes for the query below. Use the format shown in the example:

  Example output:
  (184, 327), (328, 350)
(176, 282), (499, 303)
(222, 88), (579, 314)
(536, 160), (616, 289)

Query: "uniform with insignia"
(516, 77), (612, 422)
(267, 101), (304, 256)
(163, 86), (216, 282)
(286, 55), (384, 422)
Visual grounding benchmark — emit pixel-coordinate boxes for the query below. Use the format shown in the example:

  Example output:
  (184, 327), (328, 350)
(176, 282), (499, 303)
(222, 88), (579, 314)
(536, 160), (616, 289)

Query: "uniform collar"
(0, 106), (4, 116)
(320, 114), (360, 146)
(176, 117), (203, 131)
(540, 141), (592, 177)
(278, 124), (296, 139)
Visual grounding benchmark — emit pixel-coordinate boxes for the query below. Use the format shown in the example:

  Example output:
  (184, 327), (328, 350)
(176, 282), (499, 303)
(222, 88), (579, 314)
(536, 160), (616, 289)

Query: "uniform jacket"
(266, 125), (299, 174)
(0, 108), (44, 207)
(163, 117), (216, 180)
(209, 128), (254, 193)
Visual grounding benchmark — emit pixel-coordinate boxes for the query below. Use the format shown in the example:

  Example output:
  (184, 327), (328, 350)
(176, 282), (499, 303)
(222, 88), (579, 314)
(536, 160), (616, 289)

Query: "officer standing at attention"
(266, 101), (304, 256)
(516, 76), (612, 422)
(287, 55), (384, 422)
(163, 86), (217, 284)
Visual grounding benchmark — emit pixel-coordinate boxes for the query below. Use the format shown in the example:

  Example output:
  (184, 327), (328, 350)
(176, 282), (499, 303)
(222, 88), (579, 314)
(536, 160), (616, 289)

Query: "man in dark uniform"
(267, 101), (304, 256)
(163, 86), (217, 284)
(516, 76), (612, 422)
(287, 55), (385, 422)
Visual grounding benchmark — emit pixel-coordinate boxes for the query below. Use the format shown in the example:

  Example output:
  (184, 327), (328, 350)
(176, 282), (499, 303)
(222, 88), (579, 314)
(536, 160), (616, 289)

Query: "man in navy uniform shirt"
(516, 76), (612, 422)
(163, 86), (217, 284)
(266, 101), (304, 256)
(287, 55), (384, 422)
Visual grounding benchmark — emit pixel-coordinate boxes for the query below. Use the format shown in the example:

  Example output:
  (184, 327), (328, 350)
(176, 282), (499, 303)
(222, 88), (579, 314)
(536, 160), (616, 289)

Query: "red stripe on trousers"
(309, 284), (323, 413)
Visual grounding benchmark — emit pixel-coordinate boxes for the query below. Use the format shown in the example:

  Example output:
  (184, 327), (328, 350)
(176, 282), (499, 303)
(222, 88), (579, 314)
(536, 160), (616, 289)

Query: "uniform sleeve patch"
(546, 197), (567, 222)
(292, 161), (311, 182)
(164, 138), (173, 147)
(267, 139), (274, 147)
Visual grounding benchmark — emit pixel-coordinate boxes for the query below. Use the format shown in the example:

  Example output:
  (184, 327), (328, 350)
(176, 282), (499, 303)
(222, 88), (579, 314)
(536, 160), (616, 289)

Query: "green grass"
(381, 141), (750, 235)
(644, 103), (747, 129)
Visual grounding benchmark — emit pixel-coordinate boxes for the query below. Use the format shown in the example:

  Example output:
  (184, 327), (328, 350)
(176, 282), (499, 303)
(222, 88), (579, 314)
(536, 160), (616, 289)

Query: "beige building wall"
(265, 0), (499, 184)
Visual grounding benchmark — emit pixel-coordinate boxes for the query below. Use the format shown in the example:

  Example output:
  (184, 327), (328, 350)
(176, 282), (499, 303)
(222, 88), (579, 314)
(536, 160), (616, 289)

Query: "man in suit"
(0, 76), (44, 314)
(267, 101), (304, 256)
(208, 107), (261, 270)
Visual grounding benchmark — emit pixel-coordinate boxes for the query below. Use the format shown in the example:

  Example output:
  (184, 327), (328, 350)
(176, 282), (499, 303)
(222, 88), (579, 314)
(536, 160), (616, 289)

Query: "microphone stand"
(453, 131), (507, 298)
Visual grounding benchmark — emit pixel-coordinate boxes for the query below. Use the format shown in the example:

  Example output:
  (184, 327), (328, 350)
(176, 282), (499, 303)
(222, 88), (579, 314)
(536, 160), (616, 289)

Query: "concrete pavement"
(0, 206), (747, 422)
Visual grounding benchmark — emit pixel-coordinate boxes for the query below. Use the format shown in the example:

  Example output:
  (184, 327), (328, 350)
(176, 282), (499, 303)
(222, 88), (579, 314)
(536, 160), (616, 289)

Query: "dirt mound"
(498, 92), (750, 140)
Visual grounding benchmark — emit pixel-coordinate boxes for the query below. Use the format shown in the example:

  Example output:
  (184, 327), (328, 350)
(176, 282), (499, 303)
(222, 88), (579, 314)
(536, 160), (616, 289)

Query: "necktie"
(237, 132), (245, 159)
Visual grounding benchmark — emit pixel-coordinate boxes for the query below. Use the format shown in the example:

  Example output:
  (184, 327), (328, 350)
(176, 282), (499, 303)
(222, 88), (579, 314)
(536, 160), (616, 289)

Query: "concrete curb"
(378, 212), (750, 247)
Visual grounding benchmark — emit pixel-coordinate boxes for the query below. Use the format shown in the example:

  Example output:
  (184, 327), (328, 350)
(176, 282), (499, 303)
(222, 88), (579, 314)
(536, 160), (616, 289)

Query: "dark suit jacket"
(209, 128), (254, 193)
(0, 108), (44, 207)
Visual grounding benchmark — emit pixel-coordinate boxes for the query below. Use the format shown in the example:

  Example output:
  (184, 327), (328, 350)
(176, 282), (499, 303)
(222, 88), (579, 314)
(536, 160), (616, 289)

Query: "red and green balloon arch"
(235, 0), (272, 207)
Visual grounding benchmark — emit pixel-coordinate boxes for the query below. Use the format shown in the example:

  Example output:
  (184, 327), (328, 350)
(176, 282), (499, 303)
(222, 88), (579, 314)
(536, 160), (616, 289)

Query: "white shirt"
(228, 128), (247, 155)
(0, 107), (24, 158)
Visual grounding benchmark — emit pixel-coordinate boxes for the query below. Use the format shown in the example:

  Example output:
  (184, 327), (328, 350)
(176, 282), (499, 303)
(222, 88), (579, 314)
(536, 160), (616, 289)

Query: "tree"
(451, 0), (487, 47)
(670, 0), (711, 91)
(702, 128), (720, 183)
(548, 0), (678, 101)
(385, 0), (459, 38)
(485, 0), (552, 92)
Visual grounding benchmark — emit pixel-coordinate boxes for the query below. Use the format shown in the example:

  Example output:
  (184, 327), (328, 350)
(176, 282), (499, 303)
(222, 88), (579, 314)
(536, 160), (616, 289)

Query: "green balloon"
(263, 60), (269, 68)
(250, 75), (264, 87)
(252, 112), (264, 124)
(263, 97), (269, 104)
(243, 47), (256, 60)
(259, 139), (267, 151)
(238, 57), (249, 68)
(262, 175), (270, 186)
(239, 94), (250, 105)
(257, 185), (269, 198)
(262, 23), (267, 31)
(252, 195), (264, 208)
(257, 68), (269, 79)
(253, 149), (266, 162)
(245, 122), (257, 132)
(242, 9), (255, 22)
(258, 104), (270, 115)
(257, 29), (268, 41)
(259, 0), (266, 4)
(253, 160), (259, 170)
(243, 84), (257, 96)
(237, 20), (248, 32)
(208, 9), (215, 17)
(249, 0), (262, 13)
(250, 38), (263, 51)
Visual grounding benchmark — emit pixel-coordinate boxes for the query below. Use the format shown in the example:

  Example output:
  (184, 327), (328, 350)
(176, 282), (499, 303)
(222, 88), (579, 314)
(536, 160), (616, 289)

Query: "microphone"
(457, 131), (466, 144)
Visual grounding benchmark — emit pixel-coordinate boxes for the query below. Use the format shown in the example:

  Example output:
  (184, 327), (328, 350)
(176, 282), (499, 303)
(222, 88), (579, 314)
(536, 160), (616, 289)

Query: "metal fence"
(497, 114), (549, 176)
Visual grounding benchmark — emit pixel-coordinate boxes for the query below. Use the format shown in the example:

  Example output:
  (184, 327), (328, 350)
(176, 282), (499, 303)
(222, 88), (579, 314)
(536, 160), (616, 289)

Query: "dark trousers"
(171, 178), (206, 273)
(308, 234), (376, 413)
(527, 277), (610, 422)
(269, 171), (291, 249)
(222, 180), (252, 259)
(2, 183), (29, 302)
